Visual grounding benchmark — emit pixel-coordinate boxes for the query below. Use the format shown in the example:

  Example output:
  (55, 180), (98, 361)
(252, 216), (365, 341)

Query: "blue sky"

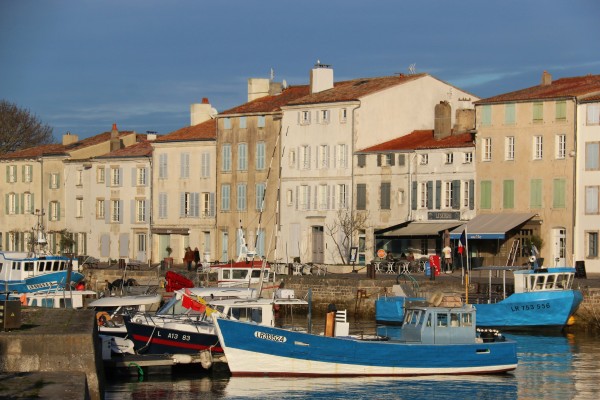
(1, 0), (599, 141)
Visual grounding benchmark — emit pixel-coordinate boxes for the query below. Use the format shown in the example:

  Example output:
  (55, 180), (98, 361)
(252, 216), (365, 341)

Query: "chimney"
(541, 70), (552, 86)
(310, 61), (334, 94)
(110, 123), (121, 152)
(62, 132), (79, 146)
(248, 78), (271, 102)
(453, 109), (475, 134)
(434, 101), (452, 140)
(190, 98), (216, 126)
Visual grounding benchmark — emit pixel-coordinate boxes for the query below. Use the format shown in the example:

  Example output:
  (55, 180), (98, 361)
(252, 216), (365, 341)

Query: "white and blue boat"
(376, 265), (584, 331)
(212, 303), (518, 377)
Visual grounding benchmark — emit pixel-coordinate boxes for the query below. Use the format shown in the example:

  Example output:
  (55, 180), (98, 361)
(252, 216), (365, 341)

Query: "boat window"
(53, 261), (60, 271)
(230, 307), (262, 323)
(232, 270), (248, 279)
(535, 276), (545, 290)
(436, 313), (448, 327)
(37, 262), (44, 272)
(419, 311), (427, 326)
(450, 313), (460, 327)
(251, 270), (262, 278)
(403, 310), (413, 325)
(263, 270), (269, 278)
(223, 270), (230, 279)
(462, 313), (473, 327)
(407, 310), (421, 325)
(0, 262), (3, 273)
(45, 262), (52, 271)
(24, 262), (34, 272)
(13, 262), (20, 270)
(546, 274), (556, 289)
(42, 298), (54, 307)
(426, 314), (432, 327)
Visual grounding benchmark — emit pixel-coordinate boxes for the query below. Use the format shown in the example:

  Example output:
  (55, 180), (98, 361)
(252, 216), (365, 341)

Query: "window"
(338, 184), (347, 209)
(530, 179), (543, 208)
(482, 138), (492, 161)
(463, 152), (473, 164)
(420, 154), (429, 165)
(445, 153), (454, 164)
(378, 154), (395, 167)
(136, 167), (147, 186)
(318, 184), (329, 209)
(221, 231), (229, 262)
(587, 232), (598, 258)
(76, 170), (83, 186)
(480, 180), (492, 209)
(318, 109), (330, 124)
(7, 193), (17, 214)
(398, 154), (406, 167)
(158, 154), (168, 179)
(222, 144), (232, 172)
(21, 165), (32, 183)
(463, 181), (470, 208)
(533, 136), (543, 160)
(181, 192), (199, 217)
(481, 105), (491, 126)
(49, 201), (60, 221)
(256, 142), (266, 170)
(336, 144), (347, 168)
(158, 193), (167, 219)
(50, 173), (60, 189)
(553, 178), (566, 208)
(505, 136), (515, 160)
(201, 152), (210, 177)
(136, 199), (146, 222)
(110, 167), (121, 186)
(299, 185), (311, 210)
(318, 145), (329, 168)
(504, 103), (516, 125)
(137, 234), (147, 253)
(300, 145), (311, 169)
(286, 189), (293, 206)
(556, 134), (566, 159)
(289, 150), (296, 168)
(239, 116), (247, 129)
(96, 199), (105, 219)
(7, 165), (17, 183)
(357, 154), (366, 168)
(444, 181), (453, 208)
(555, 100), (566, 121)
(356, 184), (366, 210)
(180, 153), (190, 178)
(238, 143), (247, 171)
(585, 186), (599, 214)
(300, 111), (311, 125)
(221, 185), (230, 211)
(23, 192), (33, 214)
(420, 182), (428, 208)
(223, 118), (231, 129)
(586, 142), (600, 170)
(256, 183), (265, 210)
(587, 104), (600, 125)
(397, 189), (405, 205)
(257, 115), (265, 128)
(503, 180), (515, 209)
(237, 184), (247, 211)
(76, 198), (83, 218)
(380, 182), (391, 210)
(97, 167), (105, 183)
(533, 102), (543, 122)
(340, 108), (347, 123)
(110, 200), (120, 223)
(202, 192), (215, 217)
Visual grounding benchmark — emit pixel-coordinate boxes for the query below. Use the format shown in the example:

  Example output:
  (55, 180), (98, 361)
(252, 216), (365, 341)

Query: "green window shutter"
(356, 184), (366, 210)
(503, 180), (514, 209)
(452, 180), (461, 209)
(556, 101), (566, 120)
(480, 180), (492, 209)
(30, 193), (34, 213)
(21, 166), (25, 182)
(533, 102), (544, 122)
(57, 202), (61, 220)
(411, 181), (417, 210)
(19, 193), (24, 214)
(505, 103), (516, 124)
(5, 166), (9, 183)
(426, 181), (433, 209)
(435, 180), (441, 209)
(469, 179), (475, 210)
(530, 179), (542, 208)
(5, 194), (9, 214)
(553, 179), (566, 208)
(481, 105), (492, 126)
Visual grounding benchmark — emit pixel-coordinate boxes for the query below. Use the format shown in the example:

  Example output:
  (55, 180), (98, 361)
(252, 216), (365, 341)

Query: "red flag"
(458, 229), (466, 255)
(182, 290), (206, 312)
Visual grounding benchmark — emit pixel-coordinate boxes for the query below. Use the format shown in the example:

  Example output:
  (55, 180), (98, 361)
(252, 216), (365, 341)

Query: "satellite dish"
(209, 107), (218, 118)
(529, 256), (537, 263)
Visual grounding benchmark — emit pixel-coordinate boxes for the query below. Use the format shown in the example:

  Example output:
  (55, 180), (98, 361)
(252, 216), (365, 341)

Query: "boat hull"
(125, 320), (222, 355)
(0, 271), (85, 293)
(213, 318), (518, 377)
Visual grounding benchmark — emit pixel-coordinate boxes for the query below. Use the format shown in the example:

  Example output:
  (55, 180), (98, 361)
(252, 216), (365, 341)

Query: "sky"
(1, 0), (599, 142)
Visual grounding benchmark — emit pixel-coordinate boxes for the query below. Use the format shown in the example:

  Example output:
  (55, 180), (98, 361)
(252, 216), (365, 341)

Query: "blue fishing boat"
(375, 265), (584, 331)
(212, 303), (518, 377)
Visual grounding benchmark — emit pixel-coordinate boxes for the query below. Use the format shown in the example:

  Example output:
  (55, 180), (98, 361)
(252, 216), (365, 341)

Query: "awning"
(378, 222), (462, 237)
(151, 227), (189, 235)
(449, 213), (537, 240)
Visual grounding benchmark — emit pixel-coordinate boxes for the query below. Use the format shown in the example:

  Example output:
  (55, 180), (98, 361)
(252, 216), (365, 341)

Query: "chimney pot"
(541, 71), (552, 86)
(202, 97), (209, 104)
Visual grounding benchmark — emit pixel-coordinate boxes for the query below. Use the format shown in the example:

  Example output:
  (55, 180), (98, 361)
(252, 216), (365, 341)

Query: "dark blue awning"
(449, 213), (537, 240)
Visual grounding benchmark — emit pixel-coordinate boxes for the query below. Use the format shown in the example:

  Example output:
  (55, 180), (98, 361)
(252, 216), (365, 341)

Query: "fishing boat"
(212, 301), (518, 377)
(376, 264), (584, 331)
(125, 289), (306, 356)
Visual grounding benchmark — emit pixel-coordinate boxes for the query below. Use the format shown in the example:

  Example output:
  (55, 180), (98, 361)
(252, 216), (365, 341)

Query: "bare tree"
(325, 209), (370, 264)
(0, 100), (54, 155)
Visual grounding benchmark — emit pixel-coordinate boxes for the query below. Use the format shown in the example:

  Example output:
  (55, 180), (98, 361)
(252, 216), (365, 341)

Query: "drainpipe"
(571, 97), (578, 266)
(351, 102), (361, 254)
(407, 152), (417, 222)
(148, 154), (154, 265)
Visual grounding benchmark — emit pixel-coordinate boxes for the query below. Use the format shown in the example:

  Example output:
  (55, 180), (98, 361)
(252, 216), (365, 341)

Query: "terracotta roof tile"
(477, 74), (600, 104)
(220, 85), (310, 115)
(287, 74), (427, 106)
(155, 118), (216, 142)
(98, 140), (153, 158)
(358, 130), (474, 153)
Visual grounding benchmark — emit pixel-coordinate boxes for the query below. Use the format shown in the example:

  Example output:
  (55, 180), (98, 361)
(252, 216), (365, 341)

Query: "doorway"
(312, 226), (324, 264)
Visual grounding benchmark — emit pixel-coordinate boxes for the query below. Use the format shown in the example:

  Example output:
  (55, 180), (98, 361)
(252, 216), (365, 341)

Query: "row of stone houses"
(1, 64), (599, 272)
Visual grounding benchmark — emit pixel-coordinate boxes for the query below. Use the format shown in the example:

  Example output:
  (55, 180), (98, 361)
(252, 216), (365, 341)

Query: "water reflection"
(105, 331), (600, 400)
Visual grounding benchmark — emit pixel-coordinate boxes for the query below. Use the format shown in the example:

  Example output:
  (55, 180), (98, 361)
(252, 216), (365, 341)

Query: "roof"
(287, 74), (427, 106)
(0, 130), (136, 160)
(477, 74), (600, 104)
(154, 118), (216, 142)
(220, 85), (310, 115)
(358, 130), (474, 153)
(449, 213), (537, 240)
(97, 139), (153, 158)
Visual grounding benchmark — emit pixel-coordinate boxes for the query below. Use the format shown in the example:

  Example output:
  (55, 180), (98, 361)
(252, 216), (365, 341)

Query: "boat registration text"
(511, 303), (551, 312)
(254, 331), (287, 343)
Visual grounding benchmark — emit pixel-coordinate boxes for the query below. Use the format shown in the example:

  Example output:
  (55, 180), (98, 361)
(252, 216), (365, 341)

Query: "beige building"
(151, 100), (217, 264)
(472, 72), (600, 268)
(215, 80), (309, 262)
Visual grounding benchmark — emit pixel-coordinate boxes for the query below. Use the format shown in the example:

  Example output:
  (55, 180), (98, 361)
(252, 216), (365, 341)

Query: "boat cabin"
(212, 260), (271, 287)
(514, 267), (575, 293)
(19, 290), (97, 309)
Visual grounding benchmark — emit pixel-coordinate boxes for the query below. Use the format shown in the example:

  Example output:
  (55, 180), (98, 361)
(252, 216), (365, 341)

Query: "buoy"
(567, 315), (576, 326)
(200, 350), (213, 369)
(428, 291), (444, 307)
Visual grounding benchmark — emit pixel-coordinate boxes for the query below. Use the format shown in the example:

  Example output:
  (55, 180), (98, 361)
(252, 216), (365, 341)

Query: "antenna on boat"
(30, 209), (48, 256)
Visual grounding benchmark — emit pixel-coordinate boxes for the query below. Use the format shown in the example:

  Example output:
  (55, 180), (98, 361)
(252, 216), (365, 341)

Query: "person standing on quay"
(184, 247), (194, 272)
(193, 247), (200, 270)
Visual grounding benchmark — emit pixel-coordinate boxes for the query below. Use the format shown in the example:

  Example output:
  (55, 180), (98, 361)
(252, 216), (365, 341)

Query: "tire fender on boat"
(96, 311), (111, 326)
(428, 291), (444, 307)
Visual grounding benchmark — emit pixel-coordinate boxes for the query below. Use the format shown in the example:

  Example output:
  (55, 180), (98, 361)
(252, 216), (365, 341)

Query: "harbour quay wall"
(0, 308), (103, 400)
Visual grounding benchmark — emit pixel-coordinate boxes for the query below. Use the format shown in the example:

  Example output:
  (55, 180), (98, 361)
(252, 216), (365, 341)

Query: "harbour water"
(105, 329), (600, 400)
